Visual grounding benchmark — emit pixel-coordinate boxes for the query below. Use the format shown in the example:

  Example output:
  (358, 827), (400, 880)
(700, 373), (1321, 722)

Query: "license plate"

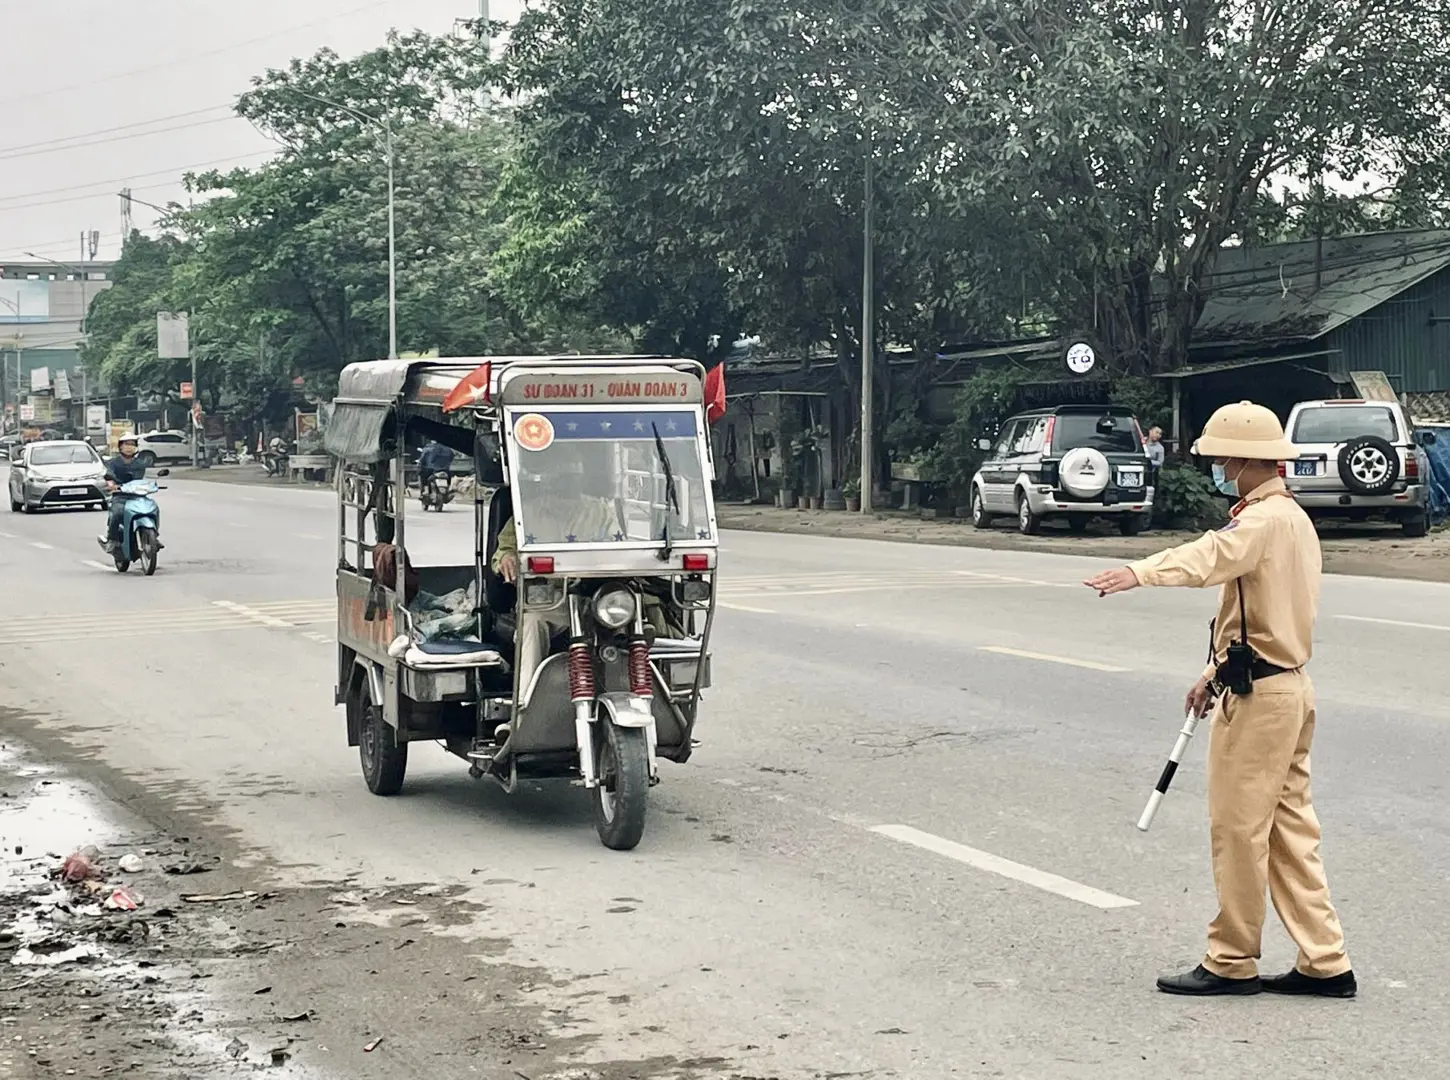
(1294, 460), (1317, 477)
(1117, 469), (1143, 487)
(59, 487), (86, 496)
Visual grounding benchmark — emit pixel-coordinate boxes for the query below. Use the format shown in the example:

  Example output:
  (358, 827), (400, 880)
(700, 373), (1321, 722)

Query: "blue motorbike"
(106, 474), (167, 575)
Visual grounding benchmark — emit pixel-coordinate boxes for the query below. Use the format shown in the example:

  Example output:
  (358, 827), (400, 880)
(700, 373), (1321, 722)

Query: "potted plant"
(842, 477), (861, 512)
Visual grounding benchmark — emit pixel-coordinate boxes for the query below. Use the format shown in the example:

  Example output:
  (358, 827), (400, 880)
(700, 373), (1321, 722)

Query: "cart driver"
(492, 460), (618, 584)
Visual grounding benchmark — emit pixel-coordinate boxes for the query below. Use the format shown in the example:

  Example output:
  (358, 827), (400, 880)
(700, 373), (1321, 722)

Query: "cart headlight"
(592, 587), (637, 629)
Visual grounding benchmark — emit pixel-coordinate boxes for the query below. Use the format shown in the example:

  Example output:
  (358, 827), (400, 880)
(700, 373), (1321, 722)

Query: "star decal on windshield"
(633, 420), (645, 432)
(613, 532), (625, 542)
(599, 420), (612, 432)
(665, 419), (678, 432)
(565, 534), (578, 543)
(697, 529), (711, 539)
(524, 534), (536, 545)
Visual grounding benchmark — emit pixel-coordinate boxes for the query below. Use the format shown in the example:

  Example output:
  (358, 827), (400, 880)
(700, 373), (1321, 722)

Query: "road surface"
(1, 470), (1446, 1079)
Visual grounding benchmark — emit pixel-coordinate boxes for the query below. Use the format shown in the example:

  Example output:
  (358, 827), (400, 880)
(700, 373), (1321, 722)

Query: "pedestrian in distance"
(1083, 400), (1356, 999)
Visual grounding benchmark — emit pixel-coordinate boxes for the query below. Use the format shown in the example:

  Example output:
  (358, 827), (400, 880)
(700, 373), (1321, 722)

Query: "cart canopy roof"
(327, 355), (707, 463)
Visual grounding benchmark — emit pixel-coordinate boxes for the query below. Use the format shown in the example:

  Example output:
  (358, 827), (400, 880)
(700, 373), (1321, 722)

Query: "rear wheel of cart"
(356, 680), (407, 795)
(593, 722), (649, 851)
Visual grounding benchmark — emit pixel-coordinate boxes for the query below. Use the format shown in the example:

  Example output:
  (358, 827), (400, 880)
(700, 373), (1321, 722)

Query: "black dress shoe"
(1156, 964), (1262, 996)
(1261, 969), (1357, 998)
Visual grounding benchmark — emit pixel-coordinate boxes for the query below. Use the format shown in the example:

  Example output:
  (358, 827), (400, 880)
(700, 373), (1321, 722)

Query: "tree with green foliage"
(865, 0), (1450, 373)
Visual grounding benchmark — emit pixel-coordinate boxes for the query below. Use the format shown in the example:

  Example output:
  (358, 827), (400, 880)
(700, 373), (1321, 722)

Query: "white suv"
(1282, 399), (1430, 537)
(133, 430), (193, 466)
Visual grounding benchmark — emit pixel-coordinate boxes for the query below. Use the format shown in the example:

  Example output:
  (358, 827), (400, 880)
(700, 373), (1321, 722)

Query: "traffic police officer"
(1084, 401), (1356, 998)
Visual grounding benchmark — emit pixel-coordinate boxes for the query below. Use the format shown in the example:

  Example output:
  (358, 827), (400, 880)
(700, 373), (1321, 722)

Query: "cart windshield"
(509, 408), (712, 546)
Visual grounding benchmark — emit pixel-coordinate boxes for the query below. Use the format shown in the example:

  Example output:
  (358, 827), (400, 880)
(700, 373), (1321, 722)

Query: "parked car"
(970, 405), (1155, 536)
(7, 440), (108, 513)
(1281, 398), (1434, 537)
(133, 429), (193, 466)
(0, 434), (21, 460)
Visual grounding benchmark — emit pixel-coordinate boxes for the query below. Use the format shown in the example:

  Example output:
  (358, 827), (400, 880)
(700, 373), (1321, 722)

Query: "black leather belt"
(1251, 661), (1296, 680)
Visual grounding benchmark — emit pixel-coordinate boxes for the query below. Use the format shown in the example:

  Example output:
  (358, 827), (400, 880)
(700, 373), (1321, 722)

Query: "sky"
(0, 0), (524, 266)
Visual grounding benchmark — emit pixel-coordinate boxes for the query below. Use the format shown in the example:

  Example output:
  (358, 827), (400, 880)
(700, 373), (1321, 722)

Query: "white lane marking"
(82, 560), (114, 571)
(0, 530), (15, 538)
(871, 824), (1139, 910)
(30, 541), (54, 550)
(979, 645), (1129, 673)
(296, 533), (326, 541)
(717, 601), (776, 614)
(211, 600), (293, 628)
(238, 496), (257, 503)
(1336, 614), (1450, 633)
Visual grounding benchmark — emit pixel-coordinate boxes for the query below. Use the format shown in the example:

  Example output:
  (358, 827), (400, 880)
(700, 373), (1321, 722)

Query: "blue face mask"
(1212, 462), (1241, 498)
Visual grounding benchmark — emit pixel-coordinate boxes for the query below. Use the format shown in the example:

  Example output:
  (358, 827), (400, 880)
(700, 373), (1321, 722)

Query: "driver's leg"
(105, 498), (125, 548)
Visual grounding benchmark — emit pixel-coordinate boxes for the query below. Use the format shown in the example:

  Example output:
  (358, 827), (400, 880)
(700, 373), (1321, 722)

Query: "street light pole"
(284, 89), (398, 359)
(385, 121), (397, 360)
(860, 152), (875, 514)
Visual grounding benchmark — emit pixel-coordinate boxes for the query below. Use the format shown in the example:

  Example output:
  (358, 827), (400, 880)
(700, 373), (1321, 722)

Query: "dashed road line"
(978, 645), (1130, 673)
(0, 530), (15, 539)
(870, 824), (1139, 910)
(82, 559), (114, 571)
(211, 600), (300, 628)
(1336, 614), (1450, 633)
(30, 541), (53, 550)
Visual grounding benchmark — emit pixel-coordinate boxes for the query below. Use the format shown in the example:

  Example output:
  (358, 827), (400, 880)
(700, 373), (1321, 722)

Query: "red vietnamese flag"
(441, 361), (492, 413)
(704, 361), (725, 424)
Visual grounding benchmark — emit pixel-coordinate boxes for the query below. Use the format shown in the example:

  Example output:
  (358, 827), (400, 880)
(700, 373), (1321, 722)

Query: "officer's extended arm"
(1128, 513), (1273, 590)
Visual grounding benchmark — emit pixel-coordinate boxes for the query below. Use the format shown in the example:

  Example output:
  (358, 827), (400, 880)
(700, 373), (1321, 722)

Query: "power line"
(0, 106), (231, 157)
(0, 152), (275, 212)
(0, 0), (402, 108)
(0, 113), (240, 164)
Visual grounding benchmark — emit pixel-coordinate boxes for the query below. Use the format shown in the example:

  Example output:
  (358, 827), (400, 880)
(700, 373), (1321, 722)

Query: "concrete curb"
(166, 470), (1450, 584)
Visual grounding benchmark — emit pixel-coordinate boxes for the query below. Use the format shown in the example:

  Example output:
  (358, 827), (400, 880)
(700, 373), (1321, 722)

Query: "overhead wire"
(0, 106), (232, 157)
(0, 113), (242, 164)
(0, 152), (276, 212)
(0, 0), (404, 108)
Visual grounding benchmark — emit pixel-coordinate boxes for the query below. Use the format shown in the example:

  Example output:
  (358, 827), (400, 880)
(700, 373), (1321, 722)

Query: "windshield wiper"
(652, 422), (680, 562)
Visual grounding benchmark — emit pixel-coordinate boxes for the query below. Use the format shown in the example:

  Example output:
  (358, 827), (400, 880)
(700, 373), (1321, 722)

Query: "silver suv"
(1282, 399), (1431, 537)
(969, 406), (1154, 536)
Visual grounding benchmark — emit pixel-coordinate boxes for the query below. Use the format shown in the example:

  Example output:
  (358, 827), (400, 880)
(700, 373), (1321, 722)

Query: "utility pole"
(859, 152), (875, 514)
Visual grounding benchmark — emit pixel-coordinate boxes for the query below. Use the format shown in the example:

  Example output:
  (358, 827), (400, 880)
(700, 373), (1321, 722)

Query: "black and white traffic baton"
(1136, 710), (1205, 832)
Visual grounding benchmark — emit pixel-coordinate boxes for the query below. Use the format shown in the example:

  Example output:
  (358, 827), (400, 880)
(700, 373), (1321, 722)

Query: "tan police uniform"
(1127, 407), (1350, 982)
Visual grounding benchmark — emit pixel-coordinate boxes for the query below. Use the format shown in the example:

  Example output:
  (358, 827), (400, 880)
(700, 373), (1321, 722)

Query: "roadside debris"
(164, 858), (215, 875)
(225, 1037), (248, 1060)
(364, 1036), (384, 1052)
(118, 853), (145, 873)
(58, 848), (101, 883)
(103, 886), (143, 912)
(180, 891), (258, 904)
(12, 940), (101, 967)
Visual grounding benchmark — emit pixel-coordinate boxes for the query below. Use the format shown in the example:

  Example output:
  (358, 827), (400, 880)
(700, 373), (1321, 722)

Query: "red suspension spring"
(568, 642), (595, 701)
(628, 637), (652, 697)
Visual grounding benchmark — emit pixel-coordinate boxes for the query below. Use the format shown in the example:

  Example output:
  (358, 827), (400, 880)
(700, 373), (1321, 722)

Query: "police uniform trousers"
(1203, 669), (1351, 979)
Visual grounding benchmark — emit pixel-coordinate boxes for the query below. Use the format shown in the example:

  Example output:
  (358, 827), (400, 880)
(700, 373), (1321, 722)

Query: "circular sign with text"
(514, 413), (555, 451)
(1065, 342), (1096, 375)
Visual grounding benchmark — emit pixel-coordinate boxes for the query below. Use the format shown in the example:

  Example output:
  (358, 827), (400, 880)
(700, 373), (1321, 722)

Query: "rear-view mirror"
(1418, 430), (1438, 446)
(1096, 416), (1118, 434)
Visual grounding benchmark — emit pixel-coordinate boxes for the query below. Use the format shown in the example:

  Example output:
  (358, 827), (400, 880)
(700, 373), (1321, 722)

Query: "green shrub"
(1154, 464), (1226, 529)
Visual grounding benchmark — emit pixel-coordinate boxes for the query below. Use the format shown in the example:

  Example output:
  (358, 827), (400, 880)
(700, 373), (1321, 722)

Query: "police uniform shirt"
(1128, 477), (1321, 681)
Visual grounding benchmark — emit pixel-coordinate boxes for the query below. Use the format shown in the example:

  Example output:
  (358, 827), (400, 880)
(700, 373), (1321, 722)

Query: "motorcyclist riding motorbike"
(418, 439), (455, 494)
(97, 434), (149, 553)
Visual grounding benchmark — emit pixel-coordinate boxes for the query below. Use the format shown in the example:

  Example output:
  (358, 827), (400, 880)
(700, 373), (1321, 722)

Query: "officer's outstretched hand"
(1083, 567), (1140, 596)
